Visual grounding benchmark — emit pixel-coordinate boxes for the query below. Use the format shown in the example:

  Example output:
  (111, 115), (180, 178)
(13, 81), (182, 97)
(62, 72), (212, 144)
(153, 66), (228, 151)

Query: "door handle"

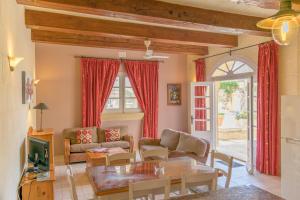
(191, 115), (194, 125)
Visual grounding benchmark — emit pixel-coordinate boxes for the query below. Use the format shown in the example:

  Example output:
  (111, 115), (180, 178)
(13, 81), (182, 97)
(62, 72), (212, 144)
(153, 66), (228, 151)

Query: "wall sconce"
(8, 56), (24, 71)
(34, 79), (40, 86)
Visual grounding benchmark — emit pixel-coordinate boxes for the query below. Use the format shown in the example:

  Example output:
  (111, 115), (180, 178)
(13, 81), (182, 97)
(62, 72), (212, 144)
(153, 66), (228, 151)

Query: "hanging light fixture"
(257, 0), (300, 45)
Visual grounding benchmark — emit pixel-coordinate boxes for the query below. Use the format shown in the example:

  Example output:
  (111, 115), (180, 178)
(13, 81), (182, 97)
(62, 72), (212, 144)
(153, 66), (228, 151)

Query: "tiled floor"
(54, 155), (281, 200)
(217, 139), (248, 161)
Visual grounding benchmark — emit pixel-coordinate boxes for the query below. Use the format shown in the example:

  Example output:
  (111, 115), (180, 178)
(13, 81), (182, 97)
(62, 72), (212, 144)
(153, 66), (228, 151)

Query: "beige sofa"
(139, 129), (210, 164)
(63, 126), (133, 164)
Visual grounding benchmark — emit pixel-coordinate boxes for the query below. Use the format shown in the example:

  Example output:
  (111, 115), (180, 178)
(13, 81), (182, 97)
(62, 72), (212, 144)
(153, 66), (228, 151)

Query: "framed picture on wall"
(22, 71), (34, 104)
(167, 83), (181, 105)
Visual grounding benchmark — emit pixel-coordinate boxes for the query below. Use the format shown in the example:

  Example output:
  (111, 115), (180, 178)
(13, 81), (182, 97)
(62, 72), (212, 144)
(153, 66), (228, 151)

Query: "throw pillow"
(105, 128), (121, 142)
(98, 126), (128, 143)
(76, 129), (93, 144)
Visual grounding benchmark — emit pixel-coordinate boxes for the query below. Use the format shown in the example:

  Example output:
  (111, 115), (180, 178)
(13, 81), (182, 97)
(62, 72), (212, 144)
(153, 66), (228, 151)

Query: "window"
(105, 74), (140, 113)
(106, 76), (120, 110)
(211, 60), (254, 79)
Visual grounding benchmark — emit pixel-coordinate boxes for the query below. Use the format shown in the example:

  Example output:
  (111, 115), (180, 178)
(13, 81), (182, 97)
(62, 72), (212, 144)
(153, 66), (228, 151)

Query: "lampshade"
(8, 56), (24, 71)
(257, 11), (299, 30)
(33, 103), (49, 110)
(256, 0), (300, 45)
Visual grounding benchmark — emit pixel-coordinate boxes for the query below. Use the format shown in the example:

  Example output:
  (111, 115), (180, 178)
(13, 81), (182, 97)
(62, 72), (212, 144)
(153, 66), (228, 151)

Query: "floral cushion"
(105, 128), (121, 142)
(76, 129), (93, 144)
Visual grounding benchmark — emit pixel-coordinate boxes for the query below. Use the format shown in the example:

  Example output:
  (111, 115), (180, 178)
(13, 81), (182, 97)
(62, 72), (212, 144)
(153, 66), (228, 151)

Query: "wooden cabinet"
(21, 129), (55, 200)
(21, 171), (55, 200)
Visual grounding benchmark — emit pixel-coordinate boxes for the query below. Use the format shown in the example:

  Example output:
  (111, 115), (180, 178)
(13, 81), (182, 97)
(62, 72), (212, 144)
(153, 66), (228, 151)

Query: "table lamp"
(33, 103), (49, 132)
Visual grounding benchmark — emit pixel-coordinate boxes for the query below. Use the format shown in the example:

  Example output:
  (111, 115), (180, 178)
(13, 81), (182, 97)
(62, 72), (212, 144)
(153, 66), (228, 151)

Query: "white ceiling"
(159, 0), (277, 17)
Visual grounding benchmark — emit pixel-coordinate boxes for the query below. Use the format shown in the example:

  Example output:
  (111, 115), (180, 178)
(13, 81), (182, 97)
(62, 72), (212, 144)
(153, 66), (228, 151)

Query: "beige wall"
(0, 1), (36, 199)
(278, 33), (300, 96)
(35, 43), (188, 155)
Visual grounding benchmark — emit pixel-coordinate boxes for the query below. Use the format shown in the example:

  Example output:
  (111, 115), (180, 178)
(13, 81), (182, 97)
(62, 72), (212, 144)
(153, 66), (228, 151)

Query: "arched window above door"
(211, 60), (254, 80)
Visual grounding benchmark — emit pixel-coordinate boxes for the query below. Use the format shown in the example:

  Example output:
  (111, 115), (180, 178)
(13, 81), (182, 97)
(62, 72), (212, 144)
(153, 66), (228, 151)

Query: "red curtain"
(196, 59), (206, 82)
(256, 41), (279, 176)
(124, 60), (159, 138)
(81, 58), (120, 127)
(195, 59), (207, 131)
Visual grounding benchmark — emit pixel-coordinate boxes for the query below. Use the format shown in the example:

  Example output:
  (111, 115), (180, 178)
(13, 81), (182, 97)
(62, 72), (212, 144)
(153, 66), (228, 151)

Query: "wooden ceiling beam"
(31, 30), (209, 55)
(25, 10), (238, 47)
(17, 0), (268, 36)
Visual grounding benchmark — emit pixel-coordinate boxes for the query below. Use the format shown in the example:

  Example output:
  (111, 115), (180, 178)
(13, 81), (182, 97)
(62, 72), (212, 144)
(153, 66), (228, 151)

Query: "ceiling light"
(257, 0), (299, 45)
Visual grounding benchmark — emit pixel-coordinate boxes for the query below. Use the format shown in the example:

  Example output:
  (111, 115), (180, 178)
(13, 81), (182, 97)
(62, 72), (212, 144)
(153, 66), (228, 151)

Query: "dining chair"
(140, 148), (168, 162)
(66, 165), (79, 200)
(67, 165), (99, 200)
(181, 171), (218, 195)
(210, 150), (233, 188)
(106, 151), (136, 166)
(129, 177), (171, 200)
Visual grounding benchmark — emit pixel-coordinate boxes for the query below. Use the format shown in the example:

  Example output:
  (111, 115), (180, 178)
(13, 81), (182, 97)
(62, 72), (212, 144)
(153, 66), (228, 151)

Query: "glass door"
(190, 82), (215, 147)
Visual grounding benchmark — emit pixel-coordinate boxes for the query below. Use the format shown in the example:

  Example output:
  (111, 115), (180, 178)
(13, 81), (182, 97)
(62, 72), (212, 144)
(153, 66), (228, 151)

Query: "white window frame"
(104, 72), (141, 113)
(209, 57), (256, 82)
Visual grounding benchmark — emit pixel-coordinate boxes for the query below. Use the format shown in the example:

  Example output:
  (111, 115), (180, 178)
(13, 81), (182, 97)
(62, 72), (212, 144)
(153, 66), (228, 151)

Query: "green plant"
(219, 81), (239, 95)
(236, 112), (248, 120)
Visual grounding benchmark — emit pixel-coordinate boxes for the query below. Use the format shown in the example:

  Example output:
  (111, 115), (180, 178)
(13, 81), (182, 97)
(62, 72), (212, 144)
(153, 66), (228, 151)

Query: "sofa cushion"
(160, 129), (180, 151)
(70, 143), (101, 153)
(101, 141), (130, 149)
(140, 145), (168, 152)
(98, 126), (128, 143)
(169, 151), (201, 162)
(176, 133), (207, 157)
(63, 127), (98, 145)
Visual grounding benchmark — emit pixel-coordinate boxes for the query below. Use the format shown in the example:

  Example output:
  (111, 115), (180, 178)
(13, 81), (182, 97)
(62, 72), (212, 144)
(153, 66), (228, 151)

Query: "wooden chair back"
(181, 171), (218, 195)
(106, 152), (136, 166)
(140, 148), (168, 162)
(129, 177), (171, 200)
(66, 165), (78, 200)
(210, 150), (233, 188)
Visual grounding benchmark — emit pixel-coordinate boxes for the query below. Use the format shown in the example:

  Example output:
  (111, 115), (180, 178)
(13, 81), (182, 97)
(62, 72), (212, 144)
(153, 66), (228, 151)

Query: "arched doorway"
(210, 59), (256, 174)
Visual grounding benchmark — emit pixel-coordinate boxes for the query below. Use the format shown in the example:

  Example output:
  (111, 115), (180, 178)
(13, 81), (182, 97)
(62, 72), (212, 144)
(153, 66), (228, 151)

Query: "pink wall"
(35, 43), (188, 155)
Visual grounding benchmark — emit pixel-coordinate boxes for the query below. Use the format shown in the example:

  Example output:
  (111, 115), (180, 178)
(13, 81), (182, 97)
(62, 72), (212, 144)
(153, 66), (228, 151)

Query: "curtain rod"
(74, 56), (165, 63)
(196, 40), (273, 61)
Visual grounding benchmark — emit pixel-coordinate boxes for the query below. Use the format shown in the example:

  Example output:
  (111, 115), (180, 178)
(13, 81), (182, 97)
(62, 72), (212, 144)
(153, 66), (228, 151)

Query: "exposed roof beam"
(25, 10), (238, 48)
(17, 0), (269, 36)
(31, 30), (209, 55)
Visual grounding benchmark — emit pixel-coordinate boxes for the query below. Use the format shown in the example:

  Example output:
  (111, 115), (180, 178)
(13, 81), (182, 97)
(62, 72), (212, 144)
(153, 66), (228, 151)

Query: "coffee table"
(86, 147), (128, 168)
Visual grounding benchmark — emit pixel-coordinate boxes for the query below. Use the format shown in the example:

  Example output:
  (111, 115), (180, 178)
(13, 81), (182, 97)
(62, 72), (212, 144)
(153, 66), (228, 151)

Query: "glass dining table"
(86, 157), (217, 199)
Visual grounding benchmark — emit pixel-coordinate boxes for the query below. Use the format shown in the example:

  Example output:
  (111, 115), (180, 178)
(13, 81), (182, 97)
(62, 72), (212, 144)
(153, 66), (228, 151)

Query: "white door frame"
(190, 82), (216, 149)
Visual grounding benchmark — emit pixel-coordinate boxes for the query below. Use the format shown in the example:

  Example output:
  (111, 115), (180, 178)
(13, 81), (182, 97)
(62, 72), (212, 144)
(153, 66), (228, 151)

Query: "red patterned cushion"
(105, 128), (121, 142)
(76, 129), (92, 144)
